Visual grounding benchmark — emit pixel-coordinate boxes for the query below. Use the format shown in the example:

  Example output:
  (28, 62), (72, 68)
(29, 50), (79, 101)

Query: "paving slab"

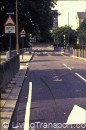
(20, 52), (33, 63)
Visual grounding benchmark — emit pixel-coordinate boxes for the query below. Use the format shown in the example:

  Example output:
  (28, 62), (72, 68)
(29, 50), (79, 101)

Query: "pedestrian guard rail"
(19, 48), (28, 55)
(6, 50), (17, 60)
(0, 54), (20, 92)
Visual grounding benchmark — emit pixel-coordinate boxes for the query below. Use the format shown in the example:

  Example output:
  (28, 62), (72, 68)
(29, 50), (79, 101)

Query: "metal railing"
(0, 54), (20, 92)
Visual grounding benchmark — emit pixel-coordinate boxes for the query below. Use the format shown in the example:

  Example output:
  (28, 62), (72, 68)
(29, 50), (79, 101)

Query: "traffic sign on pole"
(5, 26), (15, 33)
(4, 16), (16, 58)
(4, 16), (15, 33)
(20, 28), (26, 59)
(20, 28), (26, 37)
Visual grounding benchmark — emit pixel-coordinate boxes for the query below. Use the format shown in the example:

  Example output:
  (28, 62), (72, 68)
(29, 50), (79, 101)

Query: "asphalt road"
(10, 46), (86, 130)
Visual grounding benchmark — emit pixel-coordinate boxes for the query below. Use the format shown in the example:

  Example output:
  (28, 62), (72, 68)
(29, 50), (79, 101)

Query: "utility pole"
(16, 0), (19, 53)
(68, 12), (70, 47)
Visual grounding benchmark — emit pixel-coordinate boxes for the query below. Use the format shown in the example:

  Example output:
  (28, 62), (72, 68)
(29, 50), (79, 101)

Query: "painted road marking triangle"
(66, 105), (86, 124)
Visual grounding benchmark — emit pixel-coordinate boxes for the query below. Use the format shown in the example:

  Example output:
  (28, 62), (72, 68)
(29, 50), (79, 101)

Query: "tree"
(52, 25), (77, 47)
(0, 0), (58, 50)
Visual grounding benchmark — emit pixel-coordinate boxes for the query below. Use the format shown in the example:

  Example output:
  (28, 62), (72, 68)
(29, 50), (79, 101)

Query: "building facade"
(76, 11), (86, 28)
(51, 10), (58, 30)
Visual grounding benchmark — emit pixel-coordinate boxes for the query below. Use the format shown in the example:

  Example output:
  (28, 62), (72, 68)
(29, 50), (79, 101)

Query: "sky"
(53, 0), (86, 29)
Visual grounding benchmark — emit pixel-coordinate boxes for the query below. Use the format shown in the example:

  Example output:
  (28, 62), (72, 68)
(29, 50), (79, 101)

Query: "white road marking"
(26, 63), (29, 66)
(63, 64), (86, 82)
(37, 52), (40, 54)
(66, 105), (86, 124)
(53, 76), (59, 78)
(75, 73), (86, 82)
(47, 54), (51, 56)
(43, 52), (47, 54)
(63, 64), (72, 70)
(53, 74), (62, 81)
(61, 53), (68, 57)
(24, 82), (32, 130)
(53, 79), (62, 82)
(53, 72), (57, 75)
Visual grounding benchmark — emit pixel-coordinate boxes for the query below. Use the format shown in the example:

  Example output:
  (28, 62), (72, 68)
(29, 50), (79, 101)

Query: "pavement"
(61, 51), (86, 61)
(0, 51), (33, 130)
(71, 55), (86, 61)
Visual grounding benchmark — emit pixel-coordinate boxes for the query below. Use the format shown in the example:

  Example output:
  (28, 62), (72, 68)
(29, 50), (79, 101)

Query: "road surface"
(10, 46), (86, 130)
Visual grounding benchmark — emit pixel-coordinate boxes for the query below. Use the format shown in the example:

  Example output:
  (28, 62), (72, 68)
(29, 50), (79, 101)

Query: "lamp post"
(16, 0), (19, 53)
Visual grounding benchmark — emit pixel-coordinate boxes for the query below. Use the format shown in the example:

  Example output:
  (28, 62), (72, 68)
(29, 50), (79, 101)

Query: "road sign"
(5, 26), (15, 33)
(4, 16), (16, 58)
(4, 16), (15, 33)
(20, 28), (26, 59)
(20, 28), (26, 37)
(20, 34), (26, 37)
(6, 12), (14, 15)
(4, 16), (15, 26)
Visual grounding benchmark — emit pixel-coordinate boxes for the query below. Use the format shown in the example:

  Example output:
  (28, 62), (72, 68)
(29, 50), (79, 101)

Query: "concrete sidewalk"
(0, 52), (33, 130)
(20, 51), (34, 63)
(61, 52), (86, 61)
(71, 55), (86, 61)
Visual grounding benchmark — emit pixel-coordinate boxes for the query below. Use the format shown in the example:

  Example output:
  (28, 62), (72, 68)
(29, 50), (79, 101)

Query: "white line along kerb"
(75, 73), (86, 82)
(63, 64), (72, 70)
(24, 82), (32, 130)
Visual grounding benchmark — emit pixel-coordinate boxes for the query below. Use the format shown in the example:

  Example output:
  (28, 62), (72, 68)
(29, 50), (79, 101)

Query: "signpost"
(20, 28), (26, 59)
(4, 15), (15, 58)
(0, 42), (2, 64)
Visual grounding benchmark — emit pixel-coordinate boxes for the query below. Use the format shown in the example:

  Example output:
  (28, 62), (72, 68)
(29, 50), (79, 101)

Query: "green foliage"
(52, 25), (77, 47)
(0, 0), (57, 40)
(77, 19), (86, 43)
(0, 0), (58, 50)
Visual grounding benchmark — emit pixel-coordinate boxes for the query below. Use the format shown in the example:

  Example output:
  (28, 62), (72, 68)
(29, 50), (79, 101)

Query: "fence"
(54, 47), (86, 58)
(19, 48), (28, 54)
(73, 49), (86, 58)
(0, 54), (20, 92)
